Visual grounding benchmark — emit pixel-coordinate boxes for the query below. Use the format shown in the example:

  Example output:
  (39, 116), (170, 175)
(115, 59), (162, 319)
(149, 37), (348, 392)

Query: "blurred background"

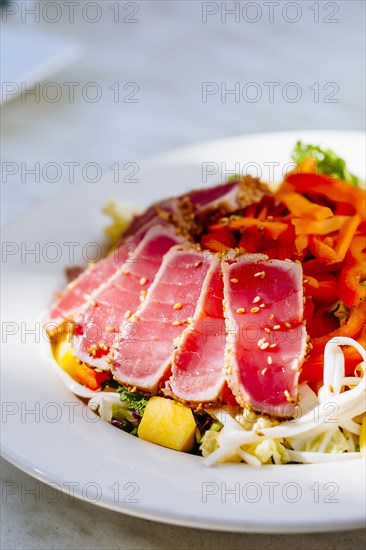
(1, 0), (365, 226)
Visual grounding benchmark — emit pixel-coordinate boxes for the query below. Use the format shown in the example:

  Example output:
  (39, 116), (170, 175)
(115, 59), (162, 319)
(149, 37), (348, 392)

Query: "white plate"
(1, 130), (365, 533)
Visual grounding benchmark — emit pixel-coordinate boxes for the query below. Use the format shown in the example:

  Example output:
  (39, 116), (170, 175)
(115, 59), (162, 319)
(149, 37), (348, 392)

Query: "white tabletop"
(1, 1), (365, 547)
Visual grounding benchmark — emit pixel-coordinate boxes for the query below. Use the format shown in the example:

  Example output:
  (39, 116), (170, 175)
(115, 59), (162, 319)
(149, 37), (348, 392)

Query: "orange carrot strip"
(308, 235), (340, 264)
(74, 363), (109, 391)
(201, 230), (236, 253)
(211, 217), (288, 239)
(337, 235), (366, 307)
(292, 216), (350, 236)
(334, 214), (361, 261)
(285, 173), (366, 220)
(276, 191), (333, 221)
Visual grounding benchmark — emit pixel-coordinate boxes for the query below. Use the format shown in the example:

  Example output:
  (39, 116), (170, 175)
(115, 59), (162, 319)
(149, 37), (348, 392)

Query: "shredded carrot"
(201, 229), (236, 253)
(308, 235), (339, 264)
(209, 217), (288, 239)
(292, 215), (350, 236)
(285, 173), (366, 220)
(334, 214), (361, 261)
(338, 235), (366, 307)
(277, 191), (333, 221)
(74, 363), (109, 391)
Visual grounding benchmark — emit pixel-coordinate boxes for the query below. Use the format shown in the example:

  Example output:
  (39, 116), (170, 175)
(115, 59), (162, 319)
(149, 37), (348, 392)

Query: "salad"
(47, 141), (366, 467)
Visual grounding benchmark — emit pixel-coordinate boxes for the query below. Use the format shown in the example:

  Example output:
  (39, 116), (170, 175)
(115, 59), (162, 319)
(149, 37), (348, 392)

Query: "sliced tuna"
(169, 255), (226, 403)
(49, 214), (163, 322)
(72, 225), (182, 369)
(110, 246), (212, 391)
(222, 254), (307, 417)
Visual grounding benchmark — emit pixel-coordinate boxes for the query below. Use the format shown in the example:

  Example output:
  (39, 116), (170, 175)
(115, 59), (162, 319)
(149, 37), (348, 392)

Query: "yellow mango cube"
(138, 397), (196, 452)
(53, 337), (80, 378)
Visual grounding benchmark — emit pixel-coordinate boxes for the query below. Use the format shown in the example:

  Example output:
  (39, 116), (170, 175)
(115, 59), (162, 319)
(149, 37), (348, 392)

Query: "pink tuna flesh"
(222, 254), (307, 417)
(169, 255), (226, 402)
(72, 225), (182, 369)
(110, 246), (212, 392)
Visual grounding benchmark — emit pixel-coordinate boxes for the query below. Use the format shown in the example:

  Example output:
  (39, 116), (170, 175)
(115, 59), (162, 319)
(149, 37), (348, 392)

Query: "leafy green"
(287, 427), (349, 454)
(291, 141), (363, 187)
(117, 387), (150, 415)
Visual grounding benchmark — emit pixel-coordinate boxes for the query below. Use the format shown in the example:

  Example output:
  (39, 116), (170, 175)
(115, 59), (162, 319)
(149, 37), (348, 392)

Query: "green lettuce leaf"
(287, 427), (349, 454)
(291, 141), (363, 187)
(117, 387), (150, 415)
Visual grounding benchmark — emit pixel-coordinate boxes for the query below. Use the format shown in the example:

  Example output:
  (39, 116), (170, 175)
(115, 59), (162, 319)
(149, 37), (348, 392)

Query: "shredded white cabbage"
(203, 337), (365, 467)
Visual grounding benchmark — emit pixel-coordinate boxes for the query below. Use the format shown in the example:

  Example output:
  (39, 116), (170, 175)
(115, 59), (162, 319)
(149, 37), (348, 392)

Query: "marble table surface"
(1, 1), (365, 548)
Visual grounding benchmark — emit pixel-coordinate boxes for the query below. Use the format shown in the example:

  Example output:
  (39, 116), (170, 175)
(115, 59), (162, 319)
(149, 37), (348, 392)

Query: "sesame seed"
(139, 277), (147, 285)
(253, 296), (261, 304)
(172, 320), (182, 326)
(194, 261), (202, 268)
(124, 310), (132, 319)
(251, 306), (260, 313)
(261, 368), (267, 375)
(284, 390), (290, 398)
(122, 270), (130, 275)
(269, 314), (275, 320)
(173, 303), (183, 310)
(140, 289), (147, 297)
(273, 324), (281, 330)
(269, 343), (277, 349)
(267, 356), (273, 365)
(284, 322), (291, 328)
(254, 271), (266, 278)
(259, 303), (266, 308)
(264, 327), (271, 334)
(303, 279), (309, 284)
(236, 307), (246, 314)
(106, 326), (115, 332)
(231, 278), (239, 283)
(257, 338), (266, 347)
(260, 342), (269, 350)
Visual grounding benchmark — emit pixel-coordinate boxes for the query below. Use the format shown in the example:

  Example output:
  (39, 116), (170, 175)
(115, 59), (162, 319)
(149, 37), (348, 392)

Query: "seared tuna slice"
(169, 255), (226, 403)
(72, 225), (182, 369)
(49, 214), (163, 322)
(110, 246), (212, 392)
(222, 254), (307, 417)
